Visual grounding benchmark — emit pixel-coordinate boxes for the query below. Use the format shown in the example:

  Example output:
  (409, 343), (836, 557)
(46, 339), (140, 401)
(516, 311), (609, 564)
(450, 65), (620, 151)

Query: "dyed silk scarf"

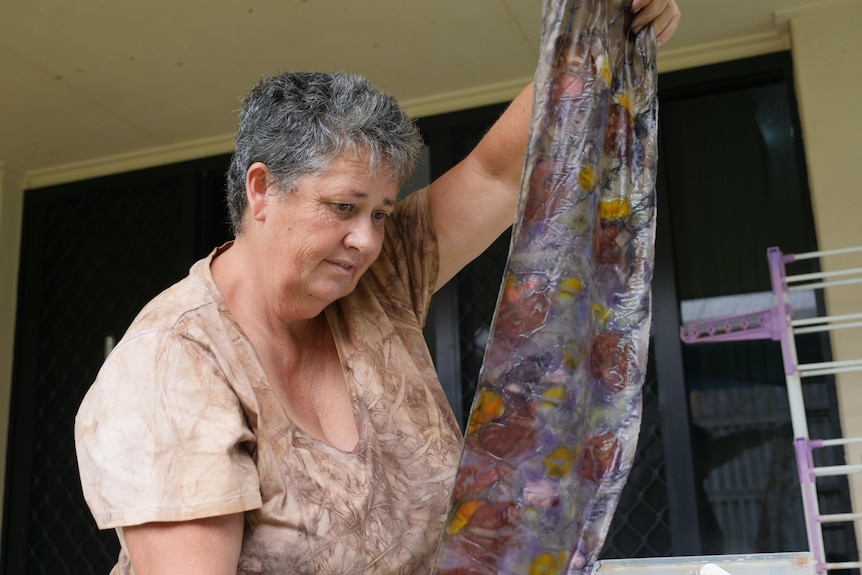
(431, 0), (658, 573)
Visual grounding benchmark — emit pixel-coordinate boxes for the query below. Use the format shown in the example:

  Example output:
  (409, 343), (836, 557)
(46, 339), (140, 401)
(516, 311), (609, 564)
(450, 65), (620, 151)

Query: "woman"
(75, 3), (680, 574)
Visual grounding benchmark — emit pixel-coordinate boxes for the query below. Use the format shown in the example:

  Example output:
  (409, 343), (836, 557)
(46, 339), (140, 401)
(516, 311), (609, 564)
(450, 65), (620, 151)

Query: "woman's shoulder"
(121, 254), (224, 343)
(386, 186), (433, 246)
(369, 187), (439, 315)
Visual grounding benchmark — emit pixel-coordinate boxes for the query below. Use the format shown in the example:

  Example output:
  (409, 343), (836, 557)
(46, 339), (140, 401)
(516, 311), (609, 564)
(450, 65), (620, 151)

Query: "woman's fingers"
(631, 0), (681, 46)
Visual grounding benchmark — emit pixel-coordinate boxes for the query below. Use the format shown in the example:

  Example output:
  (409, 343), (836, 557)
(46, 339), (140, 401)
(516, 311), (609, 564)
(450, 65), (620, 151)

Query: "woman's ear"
(245, 162), (271, 222)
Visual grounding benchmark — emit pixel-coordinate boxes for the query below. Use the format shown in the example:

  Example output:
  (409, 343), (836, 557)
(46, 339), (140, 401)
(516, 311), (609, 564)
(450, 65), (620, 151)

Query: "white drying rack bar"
(680, 244), (862, 574)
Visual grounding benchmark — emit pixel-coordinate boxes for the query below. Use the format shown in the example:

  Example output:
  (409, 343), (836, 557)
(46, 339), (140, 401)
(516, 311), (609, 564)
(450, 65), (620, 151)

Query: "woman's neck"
(210, 239), (324, 347)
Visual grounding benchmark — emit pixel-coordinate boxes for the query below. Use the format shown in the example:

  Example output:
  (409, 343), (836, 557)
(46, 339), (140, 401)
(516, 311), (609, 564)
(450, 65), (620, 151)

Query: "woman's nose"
(345, 218), (380, 252)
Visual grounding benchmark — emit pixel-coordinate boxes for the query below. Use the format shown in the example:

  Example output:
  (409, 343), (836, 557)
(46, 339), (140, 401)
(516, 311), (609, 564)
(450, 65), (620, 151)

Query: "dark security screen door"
(4, 155), (232, 574)
(659, 53), (856, 562)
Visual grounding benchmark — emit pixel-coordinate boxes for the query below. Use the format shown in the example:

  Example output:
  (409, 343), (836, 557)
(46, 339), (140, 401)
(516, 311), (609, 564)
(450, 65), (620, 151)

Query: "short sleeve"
(74, 329), (263, 529)
(379, 187), (439, 325)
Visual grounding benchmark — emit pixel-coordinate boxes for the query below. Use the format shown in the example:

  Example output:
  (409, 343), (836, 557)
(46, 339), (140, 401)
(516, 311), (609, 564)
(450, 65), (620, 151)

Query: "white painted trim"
(657, 30), (792, 74)
(26, 135), (236, 190)
(400, 76), (532, 118)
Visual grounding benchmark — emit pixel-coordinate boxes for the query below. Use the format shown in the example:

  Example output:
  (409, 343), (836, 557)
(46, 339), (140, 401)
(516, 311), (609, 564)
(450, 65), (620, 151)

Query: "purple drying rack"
(679, 247), (797, 372)
(679, 245), (862, 574)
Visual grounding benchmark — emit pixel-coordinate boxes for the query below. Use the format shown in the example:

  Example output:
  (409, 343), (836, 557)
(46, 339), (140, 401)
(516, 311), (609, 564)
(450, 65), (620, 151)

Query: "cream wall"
(790, 4), (862, 546)
(0, 2), (861, 556)
(0, 164), (25, 518)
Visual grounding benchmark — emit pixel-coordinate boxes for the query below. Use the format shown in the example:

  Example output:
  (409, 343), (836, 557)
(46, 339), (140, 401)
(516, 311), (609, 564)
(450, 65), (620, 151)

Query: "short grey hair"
(225, 71), (423, 235)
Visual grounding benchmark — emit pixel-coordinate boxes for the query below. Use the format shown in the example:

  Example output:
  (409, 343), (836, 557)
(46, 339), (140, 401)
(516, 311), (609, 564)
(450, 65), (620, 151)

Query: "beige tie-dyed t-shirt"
(75, 188), (463, 575)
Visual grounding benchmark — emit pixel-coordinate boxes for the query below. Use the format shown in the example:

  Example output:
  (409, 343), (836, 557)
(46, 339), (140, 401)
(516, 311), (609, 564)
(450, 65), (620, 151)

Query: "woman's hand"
(631, 0), (681, 46)
(123, 513), (244, 575)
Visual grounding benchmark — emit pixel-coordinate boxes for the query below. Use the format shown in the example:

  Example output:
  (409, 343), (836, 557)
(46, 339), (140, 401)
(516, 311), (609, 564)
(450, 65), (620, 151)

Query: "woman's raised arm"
(427, 0), (680, 292)
(428, 84), (533, 292)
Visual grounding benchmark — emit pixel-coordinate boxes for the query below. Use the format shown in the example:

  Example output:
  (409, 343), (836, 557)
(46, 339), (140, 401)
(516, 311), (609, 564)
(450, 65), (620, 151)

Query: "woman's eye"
(334, 203), (354, 214)
(373, 211), (390, 223)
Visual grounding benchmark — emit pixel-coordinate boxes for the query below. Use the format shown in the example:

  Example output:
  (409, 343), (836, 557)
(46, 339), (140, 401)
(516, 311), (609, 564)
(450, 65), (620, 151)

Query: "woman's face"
(256, 154), (399, 317)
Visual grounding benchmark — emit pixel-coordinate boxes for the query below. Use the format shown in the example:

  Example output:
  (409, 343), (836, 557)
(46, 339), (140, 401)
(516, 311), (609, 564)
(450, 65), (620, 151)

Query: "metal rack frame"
(680, 245), (862, 573)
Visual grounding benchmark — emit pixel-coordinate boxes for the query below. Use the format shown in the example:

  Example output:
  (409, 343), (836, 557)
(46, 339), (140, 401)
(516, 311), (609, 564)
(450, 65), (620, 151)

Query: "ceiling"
(1, 0), (855, 182)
